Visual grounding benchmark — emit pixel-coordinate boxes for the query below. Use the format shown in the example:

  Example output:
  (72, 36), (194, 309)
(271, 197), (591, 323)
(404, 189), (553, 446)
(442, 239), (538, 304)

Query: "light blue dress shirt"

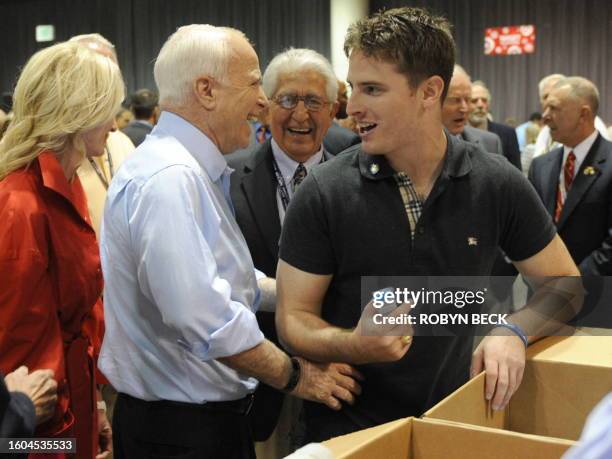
(99, 111), (264, 403)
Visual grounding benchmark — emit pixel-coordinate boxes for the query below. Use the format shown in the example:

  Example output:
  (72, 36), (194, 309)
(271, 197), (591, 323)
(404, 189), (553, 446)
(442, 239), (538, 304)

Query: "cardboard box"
(424, 358), (612, 441)
(527, 333), (612, 367)
(323, 417), (573, 459)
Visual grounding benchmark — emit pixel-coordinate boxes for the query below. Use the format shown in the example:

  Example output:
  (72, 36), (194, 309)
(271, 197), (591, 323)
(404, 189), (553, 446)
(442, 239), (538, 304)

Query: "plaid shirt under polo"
(394, 172), (423, 240)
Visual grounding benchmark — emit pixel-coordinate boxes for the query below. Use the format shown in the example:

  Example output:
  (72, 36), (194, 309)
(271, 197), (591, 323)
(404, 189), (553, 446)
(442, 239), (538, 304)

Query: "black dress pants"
(113, 392), (256, 459)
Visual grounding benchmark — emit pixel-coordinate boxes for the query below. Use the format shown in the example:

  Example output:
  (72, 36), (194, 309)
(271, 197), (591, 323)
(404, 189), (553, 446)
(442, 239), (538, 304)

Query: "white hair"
(453, 64), (471, 80)
(69, 33), (117, 61)
(554, 76), (600, 115)
(262, 48), (338, 102)
(472, 80), (491, 103)
(538, 73), (565, 98)
(154, 24), (244, 106)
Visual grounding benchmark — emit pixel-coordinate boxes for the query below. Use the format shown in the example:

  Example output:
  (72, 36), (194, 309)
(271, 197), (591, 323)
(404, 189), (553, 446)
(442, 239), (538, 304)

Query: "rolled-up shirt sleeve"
(129, 165), (263, 361)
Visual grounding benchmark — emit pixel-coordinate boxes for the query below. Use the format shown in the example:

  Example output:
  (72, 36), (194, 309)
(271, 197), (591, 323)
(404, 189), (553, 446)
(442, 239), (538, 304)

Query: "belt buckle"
(244, 393), (255, 416)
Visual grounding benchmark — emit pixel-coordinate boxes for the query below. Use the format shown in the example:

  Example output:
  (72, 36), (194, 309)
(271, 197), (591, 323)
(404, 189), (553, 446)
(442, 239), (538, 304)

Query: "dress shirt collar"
(155, 111), (228, 183)
(562, 129), (598, 175)
(270, 138), (323, 181)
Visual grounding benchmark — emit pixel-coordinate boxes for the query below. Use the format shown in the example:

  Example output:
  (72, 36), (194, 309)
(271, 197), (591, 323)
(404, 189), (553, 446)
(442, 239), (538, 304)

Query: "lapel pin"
(467, 237), (478, 246)
(583, 166), (596, 176)
(370, 163), (380, 175)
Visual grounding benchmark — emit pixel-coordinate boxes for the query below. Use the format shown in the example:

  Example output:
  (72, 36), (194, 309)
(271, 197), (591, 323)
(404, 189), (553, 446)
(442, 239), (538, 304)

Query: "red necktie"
(554, 151), (576, 222)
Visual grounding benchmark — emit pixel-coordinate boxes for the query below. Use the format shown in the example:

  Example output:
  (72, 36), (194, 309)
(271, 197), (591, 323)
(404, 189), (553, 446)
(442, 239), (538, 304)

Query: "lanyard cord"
(88, 148), (114, 189)
(270, 154), (325, 211)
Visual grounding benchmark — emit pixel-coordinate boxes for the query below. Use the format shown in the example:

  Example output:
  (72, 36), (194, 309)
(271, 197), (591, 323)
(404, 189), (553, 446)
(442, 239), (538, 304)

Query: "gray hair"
(154, 24), (244, 106)
(263, 48), (338, 102)
(69, 33), (117, 61)
(553, 76), (599, 115)
(472, 80), (491, 103)
(538, 73), (565, 98)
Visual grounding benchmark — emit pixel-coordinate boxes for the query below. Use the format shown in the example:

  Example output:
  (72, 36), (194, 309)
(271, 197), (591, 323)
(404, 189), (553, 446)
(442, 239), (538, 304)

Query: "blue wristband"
(494, 323), (528, 348)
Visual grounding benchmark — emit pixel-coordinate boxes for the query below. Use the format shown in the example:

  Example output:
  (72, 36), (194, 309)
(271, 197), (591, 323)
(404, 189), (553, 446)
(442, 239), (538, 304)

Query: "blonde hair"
(0, 41), (125, 180)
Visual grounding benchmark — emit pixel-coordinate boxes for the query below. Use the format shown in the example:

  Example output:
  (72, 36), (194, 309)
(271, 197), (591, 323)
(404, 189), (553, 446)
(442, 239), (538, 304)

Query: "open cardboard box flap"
(424, 359), (612, 441)
(323, 417), (574, 459)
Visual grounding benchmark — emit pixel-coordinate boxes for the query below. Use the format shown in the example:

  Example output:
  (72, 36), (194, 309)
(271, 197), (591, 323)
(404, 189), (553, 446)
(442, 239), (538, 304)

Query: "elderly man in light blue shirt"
(99, 25), (361, 459)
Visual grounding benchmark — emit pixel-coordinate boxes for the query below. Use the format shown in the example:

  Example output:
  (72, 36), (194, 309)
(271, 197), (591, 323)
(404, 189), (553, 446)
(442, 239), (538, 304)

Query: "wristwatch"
(282, 357), (301, 393)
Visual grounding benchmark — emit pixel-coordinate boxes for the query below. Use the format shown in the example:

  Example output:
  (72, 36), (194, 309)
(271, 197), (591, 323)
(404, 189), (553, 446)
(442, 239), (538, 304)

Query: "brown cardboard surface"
(425, 359), (612, 441)
(527, 334), (612, 367)
(422, 372), (507, 430)
(323, 417), (574, 459)
(411, 418), (573, 459)
(323, 418), (411, 459)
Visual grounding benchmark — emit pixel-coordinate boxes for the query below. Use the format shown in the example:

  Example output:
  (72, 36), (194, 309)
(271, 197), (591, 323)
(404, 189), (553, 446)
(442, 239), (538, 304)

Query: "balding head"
(442, 64), (472, 134)
(543, 76), (598, 147)
(553, 76), (599, 115)
(69, 33), (118, 64)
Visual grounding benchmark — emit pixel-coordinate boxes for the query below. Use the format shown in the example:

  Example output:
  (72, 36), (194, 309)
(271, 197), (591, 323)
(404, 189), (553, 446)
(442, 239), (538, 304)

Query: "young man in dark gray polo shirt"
(275, 6), (580, 443)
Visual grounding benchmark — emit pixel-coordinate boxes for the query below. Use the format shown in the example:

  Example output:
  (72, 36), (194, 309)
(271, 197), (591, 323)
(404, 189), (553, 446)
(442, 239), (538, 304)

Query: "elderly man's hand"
(470, 333), (526, 411)
(4, 366), (58, 424)
(291, 359), (364, 410)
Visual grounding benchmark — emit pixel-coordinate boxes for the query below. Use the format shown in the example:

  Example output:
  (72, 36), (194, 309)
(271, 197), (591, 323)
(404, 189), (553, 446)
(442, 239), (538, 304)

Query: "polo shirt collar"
(358, 130), (472, 180)
(155, 110), (228, 183)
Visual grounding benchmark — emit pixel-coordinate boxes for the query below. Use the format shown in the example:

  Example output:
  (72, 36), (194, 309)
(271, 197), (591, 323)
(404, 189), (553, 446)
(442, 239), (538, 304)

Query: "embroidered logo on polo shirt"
(467, 237), (478, 246)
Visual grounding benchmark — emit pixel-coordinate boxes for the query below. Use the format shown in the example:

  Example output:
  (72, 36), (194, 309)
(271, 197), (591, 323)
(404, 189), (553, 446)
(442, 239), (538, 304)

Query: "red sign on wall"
(484, 25), (536, 56)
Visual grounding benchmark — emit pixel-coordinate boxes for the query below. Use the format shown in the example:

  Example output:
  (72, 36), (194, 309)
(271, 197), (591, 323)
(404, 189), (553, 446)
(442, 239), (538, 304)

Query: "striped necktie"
(554, 151), (576, 223)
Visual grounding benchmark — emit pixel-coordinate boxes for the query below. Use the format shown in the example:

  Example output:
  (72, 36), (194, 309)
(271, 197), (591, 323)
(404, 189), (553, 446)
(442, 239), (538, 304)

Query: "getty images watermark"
(359, 276), (610, 337)
(371, 286), (509, 326)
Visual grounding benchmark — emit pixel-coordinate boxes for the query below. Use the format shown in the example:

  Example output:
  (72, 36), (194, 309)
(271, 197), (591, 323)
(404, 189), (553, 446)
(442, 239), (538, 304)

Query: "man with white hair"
(441, 65), (503, 156)
(99, 26), (361, 458)
(533, 73), (609, 158)
(530, 77), (612, 275)
(469, 80), (522, 169)
(227, 47), (344, 450)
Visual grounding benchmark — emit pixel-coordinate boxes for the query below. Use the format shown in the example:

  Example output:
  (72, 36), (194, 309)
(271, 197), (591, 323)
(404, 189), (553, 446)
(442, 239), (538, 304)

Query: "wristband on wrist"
(281, 357), (301, 393)
(495, 323), (528, 348)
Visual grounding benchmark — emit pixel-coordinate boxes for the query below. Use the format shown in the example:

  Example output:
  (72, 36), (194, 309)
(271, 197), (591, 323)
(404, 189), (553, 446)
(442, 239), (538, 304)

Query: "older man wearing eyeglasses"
(227, 48), (357, 452)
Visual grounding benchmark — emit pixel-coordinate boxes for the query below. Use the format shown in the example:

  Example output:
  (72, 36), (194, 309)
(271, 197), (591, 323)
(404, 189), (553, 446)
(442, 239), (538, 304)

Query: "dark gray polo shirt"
(279, 133), (556, 440)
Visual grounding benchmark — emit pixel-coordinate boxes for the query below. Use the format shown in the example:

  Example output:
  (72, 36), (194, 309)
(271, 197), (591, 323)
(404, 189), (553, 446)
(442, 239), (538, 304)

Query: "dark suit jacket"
(121, 120), (153, 147)
(488, 121), (521, 170)
(227, 140), (333, 440)
(1, 376), (36, 443)
(462, 125), (503, 156)
(529, 134), (612, 275)
(323, 122), (361, 155)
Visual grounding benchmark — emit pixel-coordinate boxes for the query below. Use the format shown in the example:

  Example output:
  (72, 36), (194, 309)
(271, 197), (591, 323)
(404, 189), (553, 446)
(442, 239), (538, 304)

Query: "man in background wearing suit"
(530, 77), (612, 275)
(227, 48), (344, 455)
(529, 77), (612, 326)
(470, 80), (522, 170)
(121, 88), (159, 147)
(441, 65), (503, 156)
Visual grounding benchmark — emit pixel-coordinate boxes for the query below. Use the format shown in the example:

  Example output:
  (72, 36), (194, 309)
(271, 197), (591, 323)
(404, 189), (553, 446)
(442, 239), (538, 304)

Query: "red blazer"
(0, 151), (104, 459)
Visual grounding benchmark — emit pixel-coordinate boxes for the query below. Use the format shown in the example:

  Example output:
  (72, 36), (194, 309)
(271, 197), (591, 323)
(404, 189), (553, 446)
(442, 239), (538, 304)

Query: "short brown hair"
(344, 7), (455, 101)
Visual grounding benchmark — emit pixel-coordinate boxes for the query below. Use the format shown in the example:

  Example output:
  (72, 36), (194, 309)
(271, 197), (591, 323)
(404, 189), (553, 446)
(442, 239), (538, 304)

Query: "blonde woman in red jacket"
(0, 41), (124, 459)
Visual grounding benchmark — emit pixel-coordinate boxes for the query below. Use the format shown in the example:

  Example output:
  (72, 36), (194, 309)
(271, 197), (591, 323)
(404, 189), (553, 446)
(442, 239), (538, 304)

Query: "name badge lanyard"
(271, 154), (326, 211)
(88, 147), (114, 189)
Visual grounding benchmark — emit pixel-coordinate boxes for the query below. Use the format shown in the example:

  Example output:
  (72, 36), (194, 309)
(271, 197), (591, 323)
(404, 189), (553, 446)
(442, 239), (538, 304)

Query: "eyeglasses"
(274, 94), (329, 112)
